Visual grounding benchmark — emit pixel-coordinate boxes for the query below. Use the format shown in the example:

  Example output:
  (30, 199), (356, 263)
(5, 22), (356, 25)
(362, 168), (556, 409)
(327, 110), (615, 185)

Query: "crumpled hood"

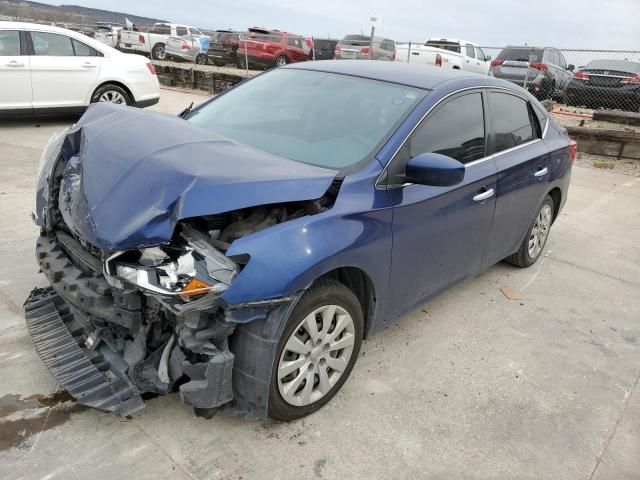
(54, 103), (336, 251)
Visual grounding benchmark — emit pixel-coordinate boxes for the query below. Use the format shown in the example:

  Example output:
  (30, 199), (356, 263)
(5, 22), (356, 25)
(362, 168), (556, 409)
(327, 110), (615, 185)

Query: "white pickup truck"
(119, 23), (204, 60)
(396, 38), (491, 75)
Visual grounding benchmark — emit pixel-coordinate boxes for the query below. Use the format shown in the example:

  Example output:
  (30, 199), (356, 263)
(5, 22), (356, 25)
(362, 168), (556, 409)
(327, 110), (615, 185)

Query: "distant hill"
(0, 0), (167, 26)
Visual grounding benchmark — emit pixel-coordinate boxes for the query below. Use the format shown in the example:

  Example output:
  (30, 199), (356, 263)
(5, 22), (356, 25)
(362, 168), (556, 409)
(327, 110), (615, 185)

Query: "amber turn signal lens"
(179, 278), (211, 297)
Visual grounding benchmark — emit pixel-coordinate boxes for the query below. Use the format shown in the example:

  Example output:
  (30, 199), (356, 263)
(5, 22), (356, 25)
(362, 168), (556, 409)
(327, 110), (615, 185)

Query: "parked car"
(165, 33), (210, 64)
(119, 23), (204, 60)
(237, 27), (311, 68)
(333, 34), (396, 61)
(396, 38), (490, 74)
(26, 60), (574, 421)
(206, 30), (241, 66)
(311, 38), (338, 60)
(0, 22), (159, 115)
(489, 46), (574, 100)
(565, 59), (640, 111)
(93, 25), (121, 48)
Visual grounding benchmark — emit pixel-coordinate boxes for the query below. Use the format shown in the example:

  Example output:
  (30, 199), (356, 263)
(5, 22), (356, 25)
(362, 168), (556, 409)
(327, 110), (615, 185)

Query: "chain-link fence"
(180, 34), (640, 113)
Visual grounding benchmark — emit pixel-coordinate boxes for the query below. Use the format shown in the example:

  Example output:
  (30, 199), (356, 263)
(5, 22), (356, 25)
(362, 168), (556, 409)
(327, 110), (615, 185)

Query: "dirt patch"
(0, 391), (81, 451)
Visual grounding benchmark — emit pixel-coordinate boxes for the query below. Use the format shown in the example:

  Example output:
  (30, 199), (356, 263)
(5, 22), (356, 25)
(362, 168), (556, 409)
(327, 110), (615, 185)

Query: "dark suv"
(207, 30), (241, 66)
(490, 46), (574, 100)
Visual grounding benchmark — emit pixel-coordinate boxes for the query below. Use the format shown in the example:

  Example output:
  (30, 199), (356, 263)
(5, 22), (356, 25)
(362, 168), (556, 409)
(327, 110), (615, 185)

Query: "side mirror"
(485, 54), (492, 61)
(405, 152), (465, 187)
(567, 64), (575, 71)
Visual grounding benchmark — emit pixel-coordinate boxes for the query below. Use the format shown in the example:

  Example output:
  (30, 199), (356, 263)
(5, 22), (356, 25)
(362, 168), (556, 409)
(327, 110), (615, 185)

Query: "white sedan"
(0, 21), (160, 115)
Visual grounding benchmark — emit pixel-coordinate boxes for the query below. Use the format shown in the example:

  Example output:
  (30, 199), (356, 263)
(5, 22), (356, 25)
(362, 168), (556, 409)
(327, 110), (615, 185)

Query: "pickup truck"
(119, 23), (204, 60)
(396, 38), (491, 75)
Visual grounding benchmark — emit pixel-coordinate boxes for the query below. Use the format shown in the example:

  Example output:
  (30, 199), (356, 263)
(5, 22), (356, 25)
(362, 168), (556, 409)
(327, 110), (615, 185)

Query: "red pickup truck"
(237, 27), (311, 69)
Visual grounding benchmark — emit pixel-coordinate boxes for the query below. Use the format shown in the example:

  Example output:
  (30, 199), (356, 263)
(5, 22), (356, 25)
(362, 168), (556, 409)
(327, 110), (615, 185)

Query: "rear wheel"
(152, 43), (166, 60)
(268, 279), (363, 421)
(91, 84), (132, 106)
(504, 195), (554, 268)
(195, 54), (208, 65)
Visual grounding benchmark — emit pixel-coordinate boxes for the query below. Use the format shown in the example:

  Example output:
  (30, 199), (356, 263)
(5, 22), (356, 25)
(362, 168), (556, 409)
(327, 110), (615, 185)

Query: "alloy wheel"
(277, 304), (355, 407)
(528, 204), (552, 259)
(99, 91), (126, 104)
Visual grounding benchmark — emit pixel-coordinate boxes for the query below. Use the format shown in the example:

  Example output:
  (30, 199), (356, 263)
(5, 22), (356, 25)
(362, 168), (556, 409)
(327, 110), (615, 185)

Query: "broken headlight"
(104, 225), (238, 299)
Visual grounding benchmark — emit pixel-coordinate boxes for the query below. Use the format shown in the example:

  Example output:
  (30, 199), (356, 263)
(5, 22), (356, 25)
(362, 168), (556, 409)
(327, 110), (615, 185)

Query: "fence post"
(407, 41), (412, 63)
(244, 36), (249, 74)
(312, 36), (316, 61)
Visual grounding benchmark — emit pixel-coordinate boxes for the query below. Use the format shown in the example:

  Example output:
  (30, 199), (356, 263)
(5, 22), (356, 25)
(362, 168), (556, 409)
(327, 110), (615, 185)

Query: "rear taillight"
(435, 53), (442, 67)
(573, 71), (589, 80)
(182, 41), (190, 50)
(530, 63), (548, 71)
(569, 139), (577, 162)
(360, 47), (370, 55)
(490, 59), (503, 67)
(621, 74), (640, 84)
(146, 63), (156, 75)
(138, 34), (145, 44)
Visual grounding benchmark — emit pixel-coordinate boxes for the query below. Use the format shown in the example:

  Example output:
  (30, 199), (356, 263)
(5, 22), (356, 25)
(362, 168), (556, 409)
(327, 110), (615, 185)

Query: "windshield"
(188, 69), (426, 170)
(584, 59), (640, 74)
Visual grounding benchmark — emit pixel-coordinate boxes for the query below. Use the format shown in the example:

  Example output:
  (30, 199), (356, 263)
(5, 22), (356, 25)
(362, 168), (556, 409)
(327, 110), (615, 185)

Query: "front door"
(28, 31), (102, 109)
(0, 30), (32, 111)
(384, 91), (498, 316)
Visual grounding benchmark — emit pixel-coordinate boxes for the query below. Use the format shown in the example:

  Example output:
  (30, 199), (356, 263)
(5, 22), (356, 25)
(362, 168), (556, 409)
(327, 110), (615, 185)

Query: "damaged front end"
(25, 106), (338, 417)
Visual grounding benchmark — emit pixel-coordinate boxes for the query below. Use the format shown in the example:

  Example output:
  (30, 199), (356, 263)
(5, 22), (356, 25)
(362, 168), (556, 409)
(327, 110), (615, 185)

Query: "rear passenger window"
(72, 39), (99, 56)
(176, 27), (188, 37)
(0, 30), (20, 56)
(465, 44), (475, 58)
(31, 31), (74, 56)
(489, 92), (535, 152)
(410, 92), (485, 164)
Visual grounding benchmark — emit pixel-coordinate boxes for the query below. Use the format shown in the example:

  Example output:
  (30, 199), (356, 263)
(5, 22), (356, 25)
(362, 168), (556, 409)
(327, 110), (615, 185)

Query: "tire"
(195, 54), (208, 65)
(268, 279), (363, 421)
(275, 55), (288, 67)
(504, 195), (554, 268)
(91, 84), (132, 106)
(152, 43), (166, 60)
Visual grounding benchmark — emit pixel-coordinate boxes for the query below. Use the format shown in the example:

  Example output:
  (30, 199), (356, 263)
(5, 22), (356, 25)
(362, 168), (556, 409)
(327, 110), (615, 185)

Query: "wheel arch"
(316, 266), (376, 338)
(548, 187), (562, 222)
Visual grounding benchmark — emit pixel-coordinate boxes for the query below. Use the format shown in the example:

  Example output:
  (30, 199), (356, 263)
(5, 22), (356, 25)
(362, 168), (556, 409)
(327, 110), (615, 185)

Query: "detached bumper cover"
(24, 287), (145, 416)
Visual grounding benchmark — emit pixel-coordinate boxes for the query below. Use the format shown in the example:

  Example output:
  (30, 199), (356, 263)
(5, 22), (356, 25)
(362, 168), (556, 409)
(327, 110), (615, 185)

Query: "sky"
(44, 0), (639, 50)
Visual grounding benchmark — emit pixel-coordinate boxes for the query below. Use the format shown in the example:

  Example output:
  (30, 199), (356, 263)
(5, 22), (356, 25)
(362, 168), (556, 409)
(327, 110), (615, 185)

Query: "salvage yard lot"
(0, 89), (639, 480)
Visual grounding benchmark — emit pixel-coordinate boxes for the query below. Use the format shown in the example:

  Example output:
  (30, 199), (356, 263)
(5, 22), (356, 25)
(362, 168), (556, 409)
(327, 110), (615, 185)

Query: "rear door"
(483, 90), (551, 267)
(385, 91), (498, 315)
(0, 29), (32, 111)
(286, 36), (307, 62)
(28, 31), (102, 109)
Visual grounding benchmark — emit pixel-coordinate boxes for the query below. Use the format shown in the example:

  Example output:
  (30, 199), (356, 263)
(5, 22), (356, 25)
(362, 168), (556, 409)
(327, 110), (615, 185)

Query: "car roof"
(284, 60), (513, 90)
(0, 21), (120, 55)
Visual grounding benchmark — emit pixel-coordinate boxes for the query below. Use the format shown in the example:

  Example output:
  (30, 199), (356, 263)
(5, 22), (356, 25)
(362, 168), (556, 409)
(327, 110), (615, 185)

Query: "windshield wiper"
(178, 102), (196, 119)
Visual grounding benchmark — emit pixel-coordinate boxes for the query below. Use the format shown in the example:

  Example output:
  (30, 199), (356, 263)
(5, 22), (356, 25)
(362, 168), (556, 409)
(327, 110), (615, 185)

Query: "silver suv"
(334, 35), (396, 61)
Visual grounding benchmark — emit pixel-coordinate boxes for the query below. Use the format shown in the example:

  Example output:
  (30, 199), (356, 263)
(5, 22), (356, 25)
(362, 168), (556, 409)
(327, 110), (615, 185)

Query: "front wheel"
(268, 279), (363, 421)
(504, 195), (554, 268)
(275, 55), (288, 67)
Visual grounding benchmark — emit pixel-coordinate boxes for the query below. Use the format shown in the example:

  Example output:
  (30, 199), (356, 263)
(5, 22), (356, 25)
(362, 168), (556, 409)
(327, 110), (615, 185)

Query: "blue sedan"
(27, 60), (574, 421)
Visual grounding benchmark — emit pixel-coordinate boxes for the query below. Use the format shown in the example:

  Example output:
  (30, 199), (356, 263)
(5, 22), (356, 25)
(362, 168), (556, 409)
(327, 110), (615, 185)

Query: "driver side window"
(387, 92), (486, 184)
